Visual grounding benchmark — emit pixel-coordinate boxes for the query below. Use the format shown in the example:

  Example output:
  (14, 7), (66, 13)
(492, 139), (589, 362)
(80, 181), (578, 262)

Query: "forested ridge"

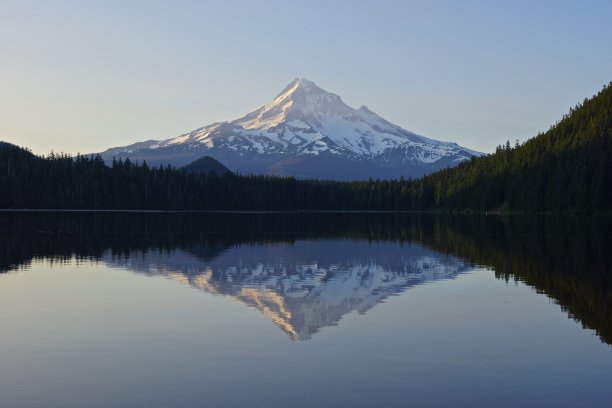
(0, 145), (418, 210)
(414, 81), (612, 212)
(1, 82), (611, 212)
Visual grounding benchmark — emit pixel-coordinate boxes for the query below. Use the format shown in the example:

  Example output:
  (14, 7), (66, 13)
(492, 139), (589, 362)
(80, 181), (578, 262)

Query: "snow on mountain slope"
(101, 78), (483, 180)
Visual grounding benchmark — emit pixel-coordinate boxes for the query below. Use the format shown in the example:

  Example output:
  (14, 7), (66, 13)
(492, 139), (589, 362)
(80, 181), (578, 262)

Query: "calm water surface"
(0, 213), (610, 407)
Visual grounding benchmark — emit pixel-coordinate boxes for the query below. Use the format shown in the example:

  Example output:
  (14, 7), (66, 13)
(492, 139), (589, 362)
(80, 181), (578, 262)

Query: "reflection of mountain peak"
(105, 240), (470, 341)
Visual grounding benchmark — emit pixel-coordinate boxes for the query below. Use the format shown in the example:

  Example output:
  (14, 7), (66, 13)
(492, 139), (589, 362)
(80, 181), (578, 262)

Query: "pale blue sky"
(1, 0), (611, 154)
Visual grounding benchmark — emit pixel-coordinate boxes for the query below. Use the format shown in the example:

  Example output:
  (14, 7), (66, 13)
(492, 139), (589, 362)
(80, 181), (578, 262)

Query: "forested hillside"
(416, 82), (612, 212)
(1, 82), (610, 212)
(0, 142), (416, 210)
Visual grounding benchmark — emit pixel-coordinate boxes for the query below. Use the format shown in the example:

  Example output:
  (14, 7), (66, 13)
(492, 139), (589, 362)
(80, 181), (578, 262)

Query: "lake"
(0, 212), (610, 407)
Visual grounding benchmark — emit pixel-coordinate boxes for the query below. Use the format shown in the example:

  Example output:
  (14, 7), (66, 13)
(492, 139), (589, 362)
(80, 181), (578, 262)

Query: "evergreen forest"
(1, 82), (610, 213)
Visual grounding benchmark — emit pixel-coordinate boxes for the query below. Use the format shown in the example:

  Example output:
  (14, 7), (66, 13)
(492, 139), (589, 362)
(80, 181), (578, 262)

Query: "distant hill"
(182, 156), (231, 175)
(415, 82), (612, 213)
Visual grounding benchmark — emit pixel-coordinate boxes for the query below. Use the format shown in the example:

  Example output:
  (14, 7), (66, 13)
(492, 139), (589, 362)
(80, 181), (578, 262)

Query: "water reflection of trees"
(420, 215), (612, 345)
(0, 211), (610, 344)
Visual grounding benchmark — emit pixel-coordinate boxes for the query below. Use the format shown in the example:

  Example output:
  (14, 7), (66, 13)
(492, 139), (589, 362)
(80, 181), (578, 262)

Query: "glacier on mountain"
(100, 78), (483, 180)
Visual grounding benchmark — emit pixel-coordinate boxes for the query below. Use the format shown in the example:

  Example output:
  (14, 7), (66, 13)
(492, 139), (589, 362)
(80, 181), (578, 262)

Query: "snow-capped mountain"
(100, 78), (482, 180)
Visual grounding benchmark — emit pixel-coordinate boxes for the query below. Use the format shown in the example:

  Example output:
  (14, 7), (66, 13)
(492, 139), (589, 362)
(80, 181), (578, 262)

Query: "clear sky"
(1, 0), (611, 155)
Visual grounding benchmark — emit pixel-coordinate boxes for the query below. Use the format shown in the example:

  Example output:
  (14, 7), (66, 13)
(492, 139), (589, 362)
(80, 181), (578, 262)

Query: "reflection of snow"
(104, 240), (470, 341)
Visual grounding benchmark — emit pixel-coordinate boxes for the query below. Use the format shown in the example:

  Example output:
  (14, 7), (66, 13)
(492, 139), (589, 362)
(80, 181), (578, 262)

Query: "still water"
(0, 212), (610, 407)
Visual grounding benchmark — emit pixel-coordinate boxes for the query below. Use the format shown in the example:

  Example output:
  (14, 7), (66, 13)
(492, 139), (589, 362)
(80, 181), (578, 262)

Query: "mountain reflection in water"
(104, 241), (470, 340)
(0, 212), (610, 344)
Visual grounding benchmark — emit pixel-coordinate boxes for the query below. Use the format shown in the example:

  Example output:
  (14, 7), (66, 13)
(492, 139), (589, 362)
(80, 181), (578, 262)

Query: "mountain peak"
(101, 78), (483, 180)
(233, 78), (347, 130)
(293, 77), (316, 87)
(273, 77), (333, 103)
(274, 77), (319, 99)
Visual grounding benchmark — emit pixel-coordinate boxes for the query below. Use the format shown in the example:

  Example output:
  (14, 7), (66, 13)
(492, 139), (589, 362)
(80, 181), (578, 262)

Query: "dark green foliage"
(414, 82), (612, 213)
(182, 156), (232, 175)
(1, 82), (610, 212)
(0, 141), (418, 210)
